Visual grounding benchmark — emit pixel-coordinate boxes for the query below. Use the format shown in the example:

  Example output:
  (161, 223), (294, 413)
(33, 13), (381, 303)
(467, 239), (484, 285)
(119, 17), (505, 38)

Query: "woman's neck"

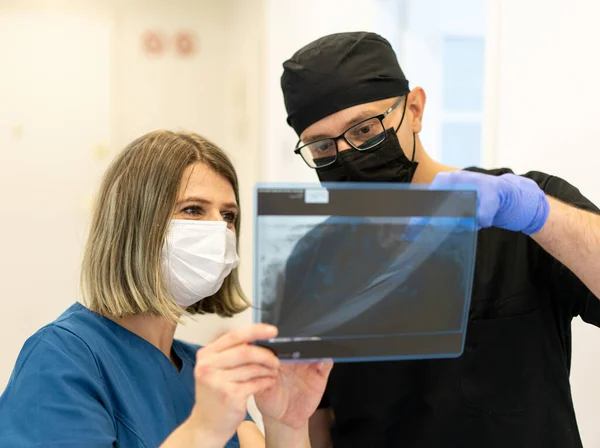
(111, 313), (180, 369)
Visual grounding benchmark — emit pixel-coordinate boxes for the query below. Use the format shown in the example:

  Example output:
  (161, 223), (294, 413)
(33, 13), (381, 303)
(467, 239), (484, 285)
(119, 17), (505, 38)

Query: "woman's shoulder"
(2, 308), (105, 412)
(15, 308), (100, 373)
(0, 306), (119, 447)
(9, 303), (115, 383)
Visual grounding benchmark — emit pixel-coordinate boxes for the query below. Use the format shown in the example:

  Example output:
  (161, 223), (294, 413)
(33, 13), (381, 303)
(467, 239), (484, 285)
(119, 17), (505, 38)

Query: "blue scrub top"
(0, 303), (252, 447)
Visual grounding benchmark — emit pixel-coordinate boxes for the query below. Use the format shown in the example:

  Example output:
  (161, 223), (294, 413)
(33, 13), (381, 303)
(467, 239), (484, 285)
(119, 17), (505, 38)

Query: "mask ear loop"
(393, 95), (418, 181)
(408, 132), (417, 181)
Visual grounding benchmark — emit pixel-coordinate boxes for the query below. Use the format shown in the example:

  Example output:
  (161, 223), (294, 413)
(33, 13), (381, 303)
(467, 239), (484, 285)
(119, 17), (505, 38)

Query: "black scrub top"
(282, 168), (600, 448)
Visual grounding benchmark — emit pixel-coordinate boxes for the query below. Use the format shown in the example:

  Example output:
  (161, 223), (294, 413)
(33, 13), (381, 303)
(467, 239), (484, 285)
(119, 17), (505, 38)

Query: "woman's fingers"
(203, 324), (278, 354)
(195, 343), (281, 394)
(213, 345), (280, 370)
(223, 364), (279, 383)
(314, 360), (334, 376)
(194, 362), (277, 401)
(189, 326), (282, 440)
(194, 361), (276, 402)
(236, 376), (277, 398)
(197, 344), (280, 374)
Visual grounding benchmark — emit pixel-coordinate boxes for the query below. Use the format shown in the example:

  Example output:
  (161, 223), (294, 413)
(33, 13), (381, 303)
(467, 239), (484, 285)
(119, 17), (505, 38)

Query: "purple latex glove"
(430, 171), (550, 234)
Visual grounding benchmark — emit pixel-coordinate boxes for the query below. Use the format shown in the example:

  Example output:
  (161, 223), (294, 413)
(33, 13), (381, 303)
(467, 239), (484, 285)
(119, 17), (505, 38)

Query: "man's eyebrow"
(176, 196), (239, 211)
(303, 110), (379, 143)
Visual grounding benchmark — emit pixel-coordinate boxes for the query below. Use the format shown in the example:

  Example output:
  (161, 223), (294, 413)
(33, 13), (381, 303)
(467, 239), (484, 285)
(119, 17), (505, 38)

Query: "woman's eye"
(180, 205), (236, 224)
(222, 212), (237, 224)
(182, 206), (203, 216)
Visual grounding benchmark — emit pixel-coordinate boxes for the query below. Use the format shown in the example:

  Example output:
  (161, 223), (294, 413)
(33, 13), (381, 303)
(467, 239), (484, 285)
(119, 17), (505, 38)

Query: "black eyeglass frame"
(293, 96), (406, 169)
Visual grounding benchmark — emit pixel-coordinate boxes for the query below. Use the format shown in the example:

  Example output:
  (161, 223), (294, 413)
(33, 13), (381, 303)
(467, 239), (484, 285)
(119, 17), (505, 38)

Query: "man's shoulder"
(285, 218), (343, 265)
(466, 166), (551, 184)
(467, 166), (598, 212)
(465, 166), (515, 176)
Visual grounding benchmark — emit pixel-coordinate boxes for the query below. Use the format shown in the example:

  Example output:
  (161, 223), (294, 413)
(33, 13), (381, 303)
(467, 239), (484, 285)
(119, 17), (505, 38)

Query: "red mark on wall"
(142, 31), (164, 56)
(175, 32), (197, 57)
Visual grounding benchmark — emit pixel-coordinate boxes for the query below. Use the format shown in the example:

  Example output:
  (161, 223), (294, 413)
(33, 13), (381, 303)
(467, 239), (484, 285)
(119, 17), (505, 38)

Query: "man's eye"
(353, 124), (376, 138)
(310, 141), (334, 154)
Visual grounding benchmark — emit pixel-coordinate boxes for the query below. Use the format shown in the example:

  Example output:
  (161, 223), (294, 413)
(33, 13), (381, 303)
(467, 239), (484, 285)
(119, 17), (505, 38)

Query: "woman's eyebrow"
(176, 197), (239, 211)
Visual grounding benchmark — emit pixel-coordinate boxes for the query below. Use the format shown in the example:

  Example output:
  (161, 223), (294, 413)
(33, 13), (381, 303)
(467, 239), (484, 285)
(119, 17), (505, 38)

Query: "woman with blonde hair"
(0, 131), (332, 448)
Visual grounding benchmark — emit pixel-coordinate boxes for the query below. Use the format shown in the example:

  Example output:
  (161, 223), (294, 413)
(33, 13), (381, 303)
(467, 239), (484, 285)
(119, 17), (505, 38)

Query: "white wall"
(0, 4), (113, 389)
(0, 0), (265, 392)
(488, 0), (600, 445)
(402, 0), (487, 165)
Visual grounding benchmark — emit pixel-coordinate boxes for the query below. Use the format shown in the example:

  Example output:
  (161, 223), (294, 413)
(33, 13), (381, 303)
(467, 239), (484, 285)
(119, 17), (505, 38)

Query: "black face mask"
(315, 128), (418, 183)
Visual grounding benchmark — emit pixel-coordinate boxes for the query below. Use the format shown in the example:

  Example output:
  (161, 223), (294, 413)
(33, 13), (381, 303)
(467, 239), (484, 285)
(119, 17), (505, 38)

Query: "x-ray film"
(253, 182), (478, 363)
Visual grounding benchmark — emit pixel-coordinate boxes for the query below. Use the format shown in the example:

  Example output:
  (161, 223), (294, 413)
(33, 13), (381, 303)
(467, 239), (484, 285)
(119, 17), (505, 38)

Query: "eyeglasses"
(294, 97), (405, 169)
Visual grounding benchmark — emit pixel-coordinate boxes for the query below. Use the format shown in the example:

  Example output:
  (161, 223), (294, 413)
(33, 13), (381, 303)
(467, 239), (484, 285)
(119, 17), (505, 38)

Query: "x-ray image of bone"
(263, 196), (476, 338)
(256, 215), (330, 310)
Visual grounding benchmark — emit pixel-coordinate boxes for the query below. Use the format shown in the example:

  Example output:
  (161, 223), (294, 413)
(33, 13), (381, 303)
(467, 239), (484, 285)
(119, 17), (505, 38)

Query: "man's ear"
(407, 87), (426, 134)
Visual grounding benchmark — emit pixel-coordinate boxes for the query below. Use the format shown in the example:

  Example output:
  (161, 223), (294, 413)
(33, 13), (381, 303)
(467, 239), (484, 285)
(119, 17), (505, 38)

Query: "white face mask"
(162, 220), (239, 308)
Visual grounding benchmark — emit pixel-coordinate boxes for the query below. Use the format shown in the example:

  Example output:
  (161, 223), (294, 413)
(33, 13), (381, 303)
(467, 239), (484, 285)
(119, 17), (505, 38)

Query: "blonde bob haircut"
(81, 130), (249, 323)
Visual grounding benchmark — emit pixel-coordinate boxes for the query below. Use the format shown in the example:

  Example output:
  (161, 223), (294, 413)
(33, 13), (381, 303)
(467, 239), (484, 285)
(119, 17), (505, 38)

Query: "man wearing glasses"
(279, 31), (600, 448)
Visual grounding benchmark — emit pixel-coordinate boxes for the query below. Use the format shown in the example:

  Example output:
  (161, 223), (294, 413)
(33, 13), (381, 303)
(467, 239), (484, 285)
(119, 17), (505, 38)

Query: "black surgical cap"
(281, 31), (410, 136)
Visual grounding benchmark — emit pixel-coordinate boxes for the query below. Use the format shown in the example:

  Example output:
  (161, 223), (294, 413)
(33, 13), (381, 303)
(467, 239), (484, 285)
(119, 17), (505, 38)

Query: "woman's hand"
(184, 324), (280, 446)
(255, 360), (334, 429)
